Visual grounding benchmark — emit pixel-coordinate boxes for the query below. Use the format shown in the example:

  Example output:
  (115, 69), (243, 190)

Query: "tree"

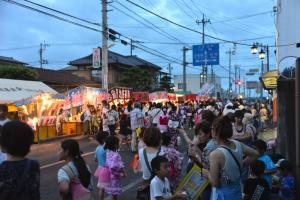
(0, 65), (38, 80)
(160, 75), (174, 92)
(120, 67), (155, 91)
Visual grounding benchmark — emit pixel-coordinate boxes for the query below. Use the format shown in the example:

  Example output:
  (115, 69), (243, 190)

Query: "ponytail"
(73, 155), (91, 188)
(61, 139), (91, 188)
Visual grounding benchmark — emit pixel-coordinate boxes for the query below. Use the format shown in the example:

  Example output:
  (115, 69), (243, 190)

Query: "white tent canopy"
(0, 78), (57, 104)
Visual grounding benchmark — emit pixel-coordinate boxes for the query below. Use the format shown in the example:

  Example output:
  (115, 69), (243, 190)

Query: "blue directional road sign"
(193, 43), (219, 66)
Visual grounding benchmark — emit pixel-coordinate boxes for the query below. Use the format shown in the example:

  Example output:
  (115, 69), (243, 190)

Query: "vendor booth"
(131, 92), (149, 102)
(62, 86), (109, 136)
(149, 91), (168, 103)
(15, 93), (64, 142)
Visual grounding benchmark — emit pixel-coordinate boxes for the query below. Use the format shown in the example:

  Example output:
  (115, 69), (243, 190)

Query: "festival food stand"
(62, 86), (109, 136)
(15, 93), (64, 142)
(167, 93), (177, 102)
(131, 92), (149, 102)
(149, 91), (168, 103)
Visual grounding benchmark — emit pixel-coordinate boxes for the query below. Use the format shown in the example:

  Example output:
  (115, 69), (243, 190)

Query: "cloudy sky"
(0, 0), (277, 90)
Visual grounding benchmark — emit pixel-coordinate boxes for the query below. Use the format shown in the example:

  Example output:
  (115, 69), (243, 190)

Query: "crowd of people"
(0, 98), (296, 200)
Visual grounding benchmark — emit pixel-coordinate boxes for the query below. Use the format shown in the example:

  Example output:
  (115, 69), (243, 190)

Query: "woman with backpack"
(57, 139), (93, 200)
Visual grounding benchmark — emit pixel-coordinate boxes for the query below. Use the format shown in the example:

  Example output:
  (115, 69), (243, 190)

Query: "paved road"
(28, 133), (191, 200)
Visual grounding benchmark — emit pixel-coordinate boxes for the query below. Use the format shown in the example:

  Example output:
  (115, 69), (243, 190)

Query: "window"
(91, 70), (102, 82)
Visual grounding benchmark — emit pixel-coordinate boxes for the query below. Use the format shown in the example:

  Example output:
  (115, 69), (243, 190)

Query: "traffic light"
(235, 80), (242, 86)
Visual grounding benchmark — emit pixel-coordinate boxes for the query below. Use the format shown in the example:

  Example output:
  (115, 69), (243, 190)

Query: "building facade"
(276, 0), (300, 70)
(62, 49), (163, 90)
(173, 74), (222, 94)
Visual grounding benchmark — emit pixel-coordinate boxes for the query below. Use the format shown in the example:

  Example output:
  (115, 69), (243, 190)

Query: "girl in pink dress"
(104, 136), (126, 200)
(160, 133), (183, 191)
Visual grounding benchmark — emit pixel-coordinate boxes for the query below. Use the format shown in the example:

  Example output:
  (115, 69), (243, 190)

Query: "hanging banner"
(109, 87), (131, 101)
(168, 93), (176, 101)
(185, 94), (196, 101)
(92, 48), (101, 68)
(149, 91), (168, 102)
(85, 87), (108, 105)
(131, 92), (149, 102)
(64, 87), (83, 109)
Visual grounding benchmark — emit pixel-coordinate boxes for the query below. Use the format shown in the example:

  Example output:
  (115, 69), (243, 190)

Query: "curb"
(34, 134), (88, 144)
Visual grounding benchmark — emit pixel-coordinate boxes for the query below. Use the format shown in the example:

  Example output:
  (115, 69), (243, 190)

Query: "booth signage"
(149, 91), (168, 102)
(131, 92), (149, 102)
(109, 87), (131, 100)
(168, 93), (176, 101)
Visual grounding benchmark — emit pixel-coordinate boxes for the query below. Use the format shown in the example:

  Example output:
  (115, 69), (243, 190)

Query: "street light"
(251, 43), (258, 54)
(259, 48), (266, 60)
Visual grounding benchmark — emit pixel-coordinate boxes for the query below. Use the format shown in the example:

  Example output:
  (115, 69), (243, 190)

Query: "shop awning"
(260, 70), (278, 90)
(0, 78), (57, 104)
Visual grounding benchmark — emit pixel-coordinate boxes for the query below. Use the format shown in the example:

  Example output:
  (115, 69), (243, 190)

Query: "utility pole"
(235, 65), (238, 94)
(182, 47), (188, 93)
(168, 63), (173, 79)
(260, 60), (264, 101)
(130, 39), (135, 56)
(238, 66), (241, 95)
(102, 0), (108, 90)
(196, 14), (210, 87)
(39, 41), (49, 68)
(226, 46), (236, 98)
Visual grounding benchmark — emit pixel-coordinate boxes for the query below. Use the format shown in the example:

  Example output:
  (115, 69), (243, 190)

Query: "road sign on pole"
(193, 43), (219, 66)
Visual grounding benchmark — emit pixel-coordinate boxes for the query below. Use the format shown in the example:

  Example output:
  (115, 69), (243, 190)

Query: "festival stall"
(15, 93), (64, 142)
(167, 93), (177, 103)
(131, 92), (149, 102)
(62, 86), (109, 136)
(185, 94), (197, 102)
(149, 91), (168, 103)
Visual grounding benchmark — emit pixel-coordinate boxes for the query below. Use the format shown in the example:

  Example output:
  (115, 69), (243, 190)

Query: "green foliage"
(160, 75), (174, 92)
(0, 65), (38, 80)
(120, 67), (155, 91)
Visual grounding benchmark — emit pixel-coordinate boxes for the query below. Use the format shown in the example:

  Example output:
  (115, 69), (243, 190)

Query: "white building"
(276, 0), (300, 70)
(173, 74), (222, 94)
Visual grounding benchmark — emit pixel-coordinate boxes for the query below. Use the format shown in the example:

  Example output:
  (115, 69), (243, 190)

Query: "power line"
(2, 0), (100, 32)
(114, 2), (186, 45)
(0, 45), (40, 51)
(212, 10), (274, 23)
(2, 0), (183, 66)
(124, 0), (289, 47)
(173, 0), (195, 19)
(23, 0), (100, 26)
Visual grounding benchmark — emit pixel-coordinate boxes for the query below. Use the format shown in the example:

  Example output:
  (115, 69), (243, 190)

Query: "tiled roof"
(0, 56), (27, 65)
(68, 48), (161, 70)
(31, 67), (98, 86)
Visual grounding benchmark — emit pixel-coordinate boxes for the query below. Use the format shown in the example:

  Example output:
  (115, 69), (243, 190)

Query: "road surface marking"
(40, 151), (95, 170)
(104, 178), (142, 200)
